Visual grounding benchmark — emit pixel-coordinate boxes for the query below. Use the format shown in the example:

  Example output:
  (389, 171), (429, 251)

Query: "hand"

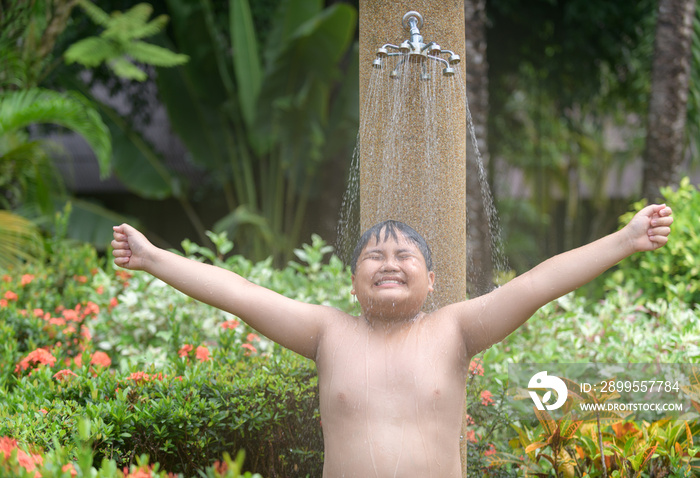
(624, 204), (673, 252)
(111, 224), (153, 271)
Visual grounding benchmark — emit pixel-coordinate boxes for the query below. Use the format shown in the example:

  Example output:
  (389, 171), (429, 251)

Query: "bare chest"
(316, 318), (468, 420)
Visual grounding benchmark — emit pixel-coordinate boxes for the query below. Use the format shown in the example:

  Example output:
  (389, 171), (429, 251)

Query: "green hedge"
(0, 229), (342, 477)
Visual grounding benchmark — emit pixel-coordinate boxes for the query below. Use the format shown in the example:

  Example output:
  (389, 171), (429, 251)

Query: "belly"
(317, 361), (466, 477)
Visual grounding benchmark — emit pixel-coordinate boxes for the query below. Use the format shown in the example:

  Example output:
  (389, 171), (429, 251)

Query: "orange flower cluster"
(0, 290), (17, 307)
(14, 348), (57, 373)
(126, 371), (167, 384)
(480, 390), (494, 406)
(122, 463), (177, 478)
(178, 344), (211, 362)
(469, 358), (484, 376)
(53, 369), (77, 381)
(0, 436), (43, 477)
(220, 319), (240, 330)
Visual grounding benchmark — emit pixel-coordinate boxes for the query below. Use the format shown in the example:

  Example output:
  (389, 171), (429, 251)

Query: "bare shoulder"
(432, 296), (499, 357)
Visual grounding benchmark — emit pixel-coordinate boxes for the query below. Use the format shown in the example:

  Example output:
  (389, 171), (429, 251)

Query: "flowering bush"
(1, 213), (698, 477)
(0, 230), (338, 476)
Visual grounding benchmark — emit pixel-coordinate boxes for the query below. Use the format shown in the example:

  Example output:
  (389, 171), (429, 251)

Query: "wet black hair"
(350, 220), (433, 274)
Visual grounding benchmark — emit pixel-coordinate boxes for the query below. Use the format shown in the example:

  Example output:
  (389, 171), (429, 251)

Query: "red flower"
(241, 343), (257, 355)
(62, 463), (77, 477)
(480, 390), (494, 406)
(83, 301), (100, 317)
(73, 275), (88, 284)
(80, 325), (92, 342)
(178, 344), (193, 358)
(126, 371), (151, 384)
(195, 346), (210, 362)
(62, 309), (79, 322)
(48, 317), (66, 326)
(469, 358), (484, 376)
(125, 372), (165, 384)
(484, 443), (497, 456)
(90, 351), (111, 368)
(0, 299), (7, 307)
(4, 290), (17, 301)
(15, 348), (57, 373)
(0, 436), (43, 475)
(53, 369), (77, 381)
(20, 274), (34, 286)
(465, 430), (478, 443)
(220, 319), (240, 330)
(246, 333), (260, 342)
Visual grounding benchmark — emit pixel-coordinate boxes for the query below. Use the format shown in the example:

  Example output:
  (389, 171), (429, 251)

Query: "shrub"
(604, 176), (700, 305)
(0, 230), (348, 477)
(2, 219), (698, 477)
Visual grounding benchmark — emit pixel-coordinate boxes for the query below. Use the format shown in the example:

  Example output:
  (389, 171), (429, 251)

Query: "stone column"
(358, 0), (466, 311)
(359, 1), (468, 473)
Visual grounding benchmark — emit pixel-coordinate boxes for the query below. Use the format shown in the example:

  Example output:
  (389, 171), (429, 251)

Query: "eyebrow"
(362, 247), (417, 256)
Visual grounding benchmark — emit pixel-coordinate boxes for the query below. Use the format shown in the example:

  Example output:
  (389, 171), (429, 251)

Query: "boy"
(111, 203), (673, 477)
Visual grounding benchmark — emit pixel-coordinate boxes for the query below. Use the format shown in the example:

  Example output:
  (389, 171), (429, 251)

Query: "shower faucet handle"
(402, 11), (423, 31)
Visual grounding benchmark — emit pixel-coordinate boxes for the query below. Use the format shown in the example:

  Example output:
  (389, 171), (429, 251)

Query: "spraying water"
(337, 11), (505, 305)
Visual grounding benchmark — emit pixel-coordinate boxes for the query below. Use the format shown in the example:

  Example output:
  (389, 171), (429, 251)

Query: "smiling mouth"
(374, 279), (405, 286)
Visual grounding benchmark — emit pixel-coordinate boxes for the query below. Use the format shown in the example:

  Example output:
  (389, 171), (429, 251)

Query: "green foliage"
(488, 0), (658, 266)
(157, 0), (358, 261)
(0, 211), (42, 269)
(65, 1), (189, 81)
(0, 88), (111, 174)
(2, 227), (697, 476)
(604, 177), (700, 305)
(484, 291), (700, 368)
(0, 230), (354, 476)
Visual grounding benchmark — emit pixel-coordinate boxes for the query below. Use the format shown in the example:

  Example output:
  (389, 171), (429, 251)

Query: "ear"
(351, 274), (356, 295)
(427, 271), (435, 292)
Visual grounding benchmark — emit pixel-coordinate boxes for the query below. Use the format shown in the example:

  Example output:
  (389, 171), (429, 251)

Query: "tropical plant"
(0, 0), (197, 252)
(65, 0), (189, 81)
(153, 0), (358, 261)
(0, 86), (114, 259)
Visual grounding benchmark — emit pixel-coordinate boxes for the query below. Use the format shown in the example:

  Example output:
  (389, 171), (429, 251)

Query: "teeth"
(376, 280), (403, 285)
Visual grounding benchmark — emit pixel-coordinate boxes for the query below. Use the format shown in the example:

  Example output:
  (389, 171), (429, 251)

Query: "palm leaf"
(108, 57), (148, 81)
(129, 15), (170, 40)
(76, 0), (111, 27)
(0, 88), (111, 177)
(230, 0), (262, 133)
(112, 3), (154, 31)
(0, 210), (42, 269)
(127, 41), (188, 67)
(64, 37), (119, 67)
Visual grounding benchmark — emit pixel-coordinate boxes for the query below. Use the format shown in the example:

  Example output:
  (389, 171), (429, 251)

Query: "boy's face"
(351, 230), (435, 321)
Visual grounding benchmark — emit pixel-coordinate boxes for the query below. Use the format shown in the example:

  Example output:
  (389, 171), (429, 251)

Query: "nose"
(380, 256), (400, 271)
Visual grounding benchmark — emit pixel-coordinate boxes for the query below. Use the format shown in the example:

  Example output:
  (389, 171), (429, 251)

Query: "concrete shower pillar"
(359, 0), (467, 311)
(359, 2), (468, 473)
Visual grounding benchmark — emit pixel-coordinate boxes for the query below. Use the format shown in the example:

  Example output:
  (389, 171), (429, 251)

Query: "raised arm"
(111, 224), (330, 359)
(451, 204), (673, 356)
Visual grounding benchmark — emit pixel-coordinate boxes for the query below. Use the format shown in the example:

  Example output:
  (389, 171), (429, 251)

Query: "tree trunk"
(641, 0), (696, 201)
(464, 0), (493, 297)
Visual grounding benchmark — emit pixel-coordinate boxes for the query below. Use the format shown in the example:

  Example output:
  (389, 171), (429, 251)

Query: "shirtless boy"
(111, 203), (673, 477)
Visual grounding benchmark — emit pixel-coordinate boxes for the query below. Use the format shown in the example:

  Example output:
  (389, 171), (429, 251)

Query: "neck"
(361, 309), (424, 332)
